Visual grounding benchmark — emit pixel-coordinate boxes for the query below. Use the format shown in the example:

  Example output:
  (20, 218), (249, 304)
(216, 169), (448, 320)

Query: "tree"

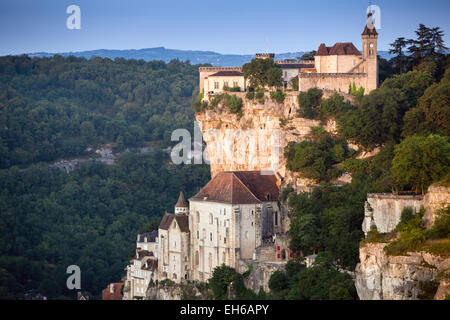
(430, 27), (448, 55)
(389, 37), (410, 73)
(242, 58), (282, 89)
(299, 51), (316, 61)
(417, 68), (450, 135)
(408, 24), (433, 64)
(391, 134), (450, 194)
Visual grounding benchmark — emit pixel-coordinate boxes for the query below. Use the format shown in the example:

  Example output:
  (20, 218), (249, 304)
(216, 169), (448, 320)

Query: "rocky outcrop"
(423, 185), (450, 228)
(147, 281), (211, 300)
(355, 242), (450, 300)
(238, 259), (286, 293)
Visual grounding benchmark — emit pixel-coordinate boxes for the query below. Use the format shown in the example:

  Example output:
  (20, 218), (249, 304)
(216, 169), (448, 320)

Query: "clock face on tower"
(370, 43), (374, 48)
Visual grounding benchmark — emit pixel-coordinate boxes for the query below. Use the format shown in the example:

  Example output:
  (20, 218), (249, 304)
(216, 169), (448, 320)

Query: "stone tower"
(362, 11), (378, 91)
(175, 191), (189, 214)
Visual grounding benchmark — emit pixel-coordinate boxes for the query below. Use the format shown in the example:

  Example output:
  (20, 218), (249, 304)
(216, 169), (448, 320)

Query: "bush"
(297, 88), (323, 119)
(246, 91), (255, 100)
(270, 91), (286, 103)
(268, 271), (288, 293)
(224, 94), (243, 116)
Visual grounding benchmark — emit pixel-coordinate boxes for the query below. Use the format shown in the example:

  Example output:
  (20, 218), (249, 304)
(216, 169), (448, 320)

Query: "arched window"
(195, 251), (199, 266)
(196, 211), (200, 223)
(173, 273), (177, 280)
(209, 213), (213, 224)
(281, 249), (286, 260)
(274, 211), (278, 226)
(185, 274), (188, 280)
(208, 253), (212, 270)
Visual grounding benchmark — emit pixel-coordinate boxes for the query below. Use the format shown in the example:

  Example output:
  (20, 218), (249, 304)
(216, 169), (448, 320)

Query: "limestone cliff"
(356, 186), (450, 300)
(355, 242), (449, 300)
(196, 91), (350, 191)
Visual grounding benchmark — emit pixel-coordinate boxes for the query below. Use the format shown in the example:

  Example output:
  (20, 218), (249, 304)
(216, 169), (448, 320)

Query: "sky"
(0, 0), (449, 56)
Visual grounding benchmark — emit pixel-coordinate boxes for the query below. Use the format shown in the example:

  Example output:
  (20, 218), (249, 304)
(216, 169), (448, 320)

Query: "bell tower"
(362, 11), (378, 91)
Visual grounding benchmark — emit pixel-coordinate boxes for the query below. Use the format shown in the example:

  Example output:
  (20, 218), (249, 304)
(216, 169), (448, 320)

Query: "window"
(233, 81), (238, 87)
(209, 213), (213, 224)
(173, 241), (176, 248)
(224, 81), (228, 88)
(214, 81), (219, 89)
(197, 230), (199, 239)
(274, 211), (278, 226)
(210, 233), (213, 241)
(224, 237), (226, 244)
(196, 211), (200, 223)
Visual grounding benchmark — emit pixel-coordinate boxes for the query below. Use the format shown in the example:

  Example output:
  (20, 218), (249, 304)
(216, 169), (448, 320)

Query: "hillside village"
(106, 12), (450, 300)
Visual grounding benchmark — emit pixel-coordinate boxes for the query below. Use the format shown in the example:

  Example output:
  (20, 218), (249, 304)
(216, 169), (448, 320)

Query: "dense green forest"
(0, 55), (201, 168)
(0, 56), (211, 299)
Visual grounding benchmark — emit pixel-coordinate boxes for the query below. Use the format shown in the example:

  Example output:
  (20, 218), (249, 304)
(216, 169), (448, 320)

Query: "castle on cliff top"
(199, 12), (378, 97)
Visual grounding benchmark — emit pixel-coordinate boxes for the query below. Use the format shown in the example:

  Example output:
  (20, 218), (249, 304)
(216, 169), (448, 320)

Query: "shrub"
(297, 88), (323, 119)
(224, 94), (243, 116)
(246, 91), (255, 100)
(270, 91), (286, 103)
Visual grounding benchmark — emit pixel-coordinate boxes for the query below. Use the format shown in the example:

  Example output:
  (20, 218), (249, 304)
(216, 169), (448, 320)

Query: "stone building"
(199, 11), (379, 96)
(123, 249), (158, 299)
(298, 12), (378, 93)
(144, 171), (292, 287)
(157, 192), (191, 283)
(188, 171), (283, 281)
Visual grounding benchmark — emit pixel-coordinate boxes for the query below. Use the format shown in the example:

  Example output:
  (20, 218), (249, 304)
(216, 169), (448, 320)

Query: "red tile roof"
(102, 283), (123, 300)
(190, 171), (279, 204)
(209, 70), (243, 77)
(316, 42), (361, 56)
(158, 212), (189, 232)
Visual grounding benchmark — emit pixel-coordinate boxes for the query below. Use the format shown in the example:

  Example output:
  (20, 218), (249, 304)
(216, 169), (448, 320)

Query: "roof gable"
(190, 171), (279, 204)
(316, 42), (361, 56)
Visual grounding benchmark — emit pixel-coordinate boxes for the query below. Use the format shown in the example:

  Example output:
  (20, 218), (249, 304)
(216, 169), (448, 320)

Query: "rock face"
(362, 194), (423, 236)
(196, 91), (353, 191)
(355, 243), (450, 300)
(423, 185), (450, 228)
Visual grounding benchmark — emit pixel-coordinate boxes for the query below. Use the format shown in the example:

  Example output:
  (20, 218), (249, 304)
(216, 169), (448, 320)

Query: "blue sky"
(0, 0), (449, 56)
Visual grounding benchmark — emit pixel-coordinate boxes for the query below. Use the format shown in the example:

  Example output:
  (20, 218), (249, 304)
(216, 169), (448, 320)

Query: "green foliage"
(208, 264), (257, 300)
(245, 91), (255, 100)
(318, 93), (353, 119)
(242, 58), (282, 89)
(285, 265), (356, 300)
(288, 182), (368, 270)
(224, 94), (243, 116)
(299, 51), (316, 61)
(0, 151), (210, 299)
(268, 270), (288, 294)
(284, 130), (350, 182)
(348, 82), (365, 98)
(337, 70), (435, 150)
(391, 134), (450, 194)
(0, 55), (200, 168)
(297, 88), (323, 119)
(269, 91), (286, 103)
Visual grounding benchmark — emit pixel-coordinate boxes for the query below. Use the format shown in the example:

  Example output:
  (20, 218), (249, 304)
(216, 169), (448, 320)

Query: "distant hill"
(25, 46), (393, 66)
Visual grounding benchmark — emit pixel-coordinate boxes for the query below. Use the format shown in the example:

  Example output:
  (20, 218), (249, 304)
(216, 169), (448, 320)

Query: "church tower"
(362, 11), (378, 91)
(174, 191), (189, 214)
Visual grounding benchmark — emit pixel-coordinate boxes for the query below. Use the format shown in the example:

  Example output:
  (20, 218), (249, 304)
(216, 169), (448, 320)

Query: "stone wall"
(362, 194), (423, 235)
(423, 185), (450, 228)
(298, 73), (368, 94)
